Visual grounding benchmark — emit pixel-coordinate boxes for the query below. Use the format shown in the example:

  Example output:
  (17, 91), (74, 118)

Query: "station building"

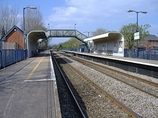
(0, 25), (24, 49)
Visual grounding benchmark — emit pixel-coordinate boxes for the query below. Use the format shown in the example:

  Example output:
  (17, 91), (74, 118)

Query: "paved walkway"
(0, 50), (61, 118)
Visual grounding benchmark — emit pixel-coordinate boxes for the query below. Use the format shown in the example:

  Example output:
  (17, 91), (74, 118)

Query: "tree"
(92, 28), (108, 36)
(23, 8), (46, 33)
(59, 38), (82, 50)
(1, 26), (5, 37)
(0, 4), (18, 35)
(120, 23), (150, 49)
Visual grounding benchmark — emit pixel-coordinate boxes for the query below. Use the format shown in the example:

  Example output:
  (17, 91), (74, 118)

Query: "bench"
(97, 50), (102, 54)
(106, 50), (113, 56)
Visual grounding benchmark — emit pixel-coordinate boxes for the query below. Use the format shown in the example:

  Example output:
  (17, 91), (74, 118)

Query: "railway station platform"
(0, 50), (61, 118)
(94, 53), (158, 67)
(63, 50), (158, 79)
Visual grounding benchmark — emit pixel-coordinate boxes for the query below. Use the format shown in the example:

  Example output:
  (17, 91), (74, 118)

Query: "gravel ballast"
(63, 56), (158, 118)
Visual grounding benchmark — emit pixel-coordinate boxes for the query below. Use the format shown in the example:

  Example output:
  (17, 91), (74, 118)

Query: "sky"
(0, 0), (158, 45)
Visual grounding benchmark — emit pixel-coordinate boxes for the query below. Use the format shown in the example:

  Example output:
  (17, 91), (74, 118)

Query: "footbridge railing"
(46, 29), (88, 42)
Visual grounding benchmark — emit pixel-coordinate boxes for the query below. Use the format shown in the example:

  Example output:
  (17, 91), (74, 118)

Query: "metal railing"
(0, 49), (27, 68)
(124, 48), (158, 60)
(47, 29), (88, 42)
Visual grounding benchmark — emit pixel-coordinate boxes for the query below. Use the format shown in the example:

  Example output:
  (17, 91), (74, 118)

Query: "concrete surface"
(0, 51), (61, 118)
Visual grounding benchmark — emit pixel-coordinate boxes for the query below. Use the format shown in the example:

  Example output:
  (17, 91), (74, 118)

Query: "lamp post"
(48, 23), (50, 30)
(84, 31), (90, 37)
(74, 23), (76, 36)
(23, 6), (37, 49)
(23, 6), (37, 33)
(74, 23), (76, 30)
(127, 10), (147, 58)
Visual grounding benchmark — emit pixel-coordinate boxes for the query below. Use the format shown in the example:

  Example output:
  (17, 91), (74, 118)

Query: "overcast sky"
(1, 0), (158, 44)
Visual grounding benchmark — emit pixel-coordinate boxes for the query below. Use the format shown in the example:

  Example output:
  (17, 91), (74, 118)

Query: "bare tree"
(0, 4), (18, 36)
(92, 28), (108, 36)
(24, 8), (46, 33)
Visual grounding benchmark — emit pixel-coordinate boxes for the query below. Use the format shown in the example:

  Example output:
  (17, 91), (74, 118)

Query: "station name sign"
(134, 32), (140, 40)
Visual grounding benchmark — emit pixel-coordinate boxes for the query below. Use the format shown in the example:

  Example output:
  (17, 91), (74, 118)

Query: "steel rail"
(68, 55), (158, 98)
(61, 56), (142, 118)
(51, 53), (86, 118)
(63, 52), (158, 87)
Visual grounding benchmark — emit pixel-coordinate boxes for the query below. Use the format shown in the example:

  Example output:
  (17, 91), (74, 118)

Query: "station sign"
(134, 32), (140, 40)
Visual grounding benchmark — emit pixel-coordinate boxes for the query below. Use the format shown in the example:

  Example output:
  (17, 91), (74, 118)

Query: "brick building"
(1, 25), (24, 49)
(139, 34), (158, 49)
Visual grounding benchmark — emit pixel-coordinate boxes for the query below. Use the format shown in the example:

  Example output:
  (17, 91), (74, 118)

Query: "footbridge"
(46, 29), (88, 41)
(27, 29), (89, 57)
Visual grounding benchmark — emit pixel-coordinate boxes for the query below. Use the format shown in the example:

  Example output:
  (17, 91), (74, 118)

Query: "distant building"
(1, 25), (24, 49)
(139, 34), (158, 49)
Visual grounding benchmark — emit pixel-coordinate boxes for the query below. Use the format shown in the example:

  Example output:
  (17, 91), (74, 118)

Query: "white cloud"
(46, 0), (158, 34)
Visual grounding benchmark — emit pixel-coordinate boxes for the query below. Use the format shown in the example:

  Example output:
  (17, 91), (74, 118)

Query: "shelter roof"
(84, 32), (123, 43)
(27, 30), (47, 43)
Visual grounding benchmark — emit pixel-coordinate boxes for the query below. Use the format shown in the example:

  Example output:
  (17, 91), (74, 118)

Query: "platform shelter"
(84, 32), (124, 56)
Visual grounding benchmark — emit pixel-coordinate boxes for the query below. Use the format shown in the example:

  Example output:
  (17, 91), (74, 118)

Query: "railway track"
(52, 52), (141, 118)
(62, 53), (158, 98)
(51, 52), (86, 117)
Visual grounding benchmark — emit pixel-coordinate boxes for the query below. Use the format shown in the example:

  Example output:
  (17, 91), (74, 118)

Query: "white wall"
(28, 40), (37, 57)
(94, 40), (124, 56)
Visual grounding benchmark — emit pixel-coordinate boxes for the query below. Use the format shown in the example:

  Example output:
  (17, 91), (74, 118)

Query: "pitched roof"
(1, 25), (24, 41)
(145, 34), (158, 41)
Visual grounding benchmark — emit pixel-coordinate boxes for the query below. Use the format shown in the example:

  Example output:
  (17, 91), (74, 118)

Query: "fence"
(124, 48), (158, 60)
(1, 42), (16, 49)
(0, 41), (2, 49)
(0, 49), (27, 68)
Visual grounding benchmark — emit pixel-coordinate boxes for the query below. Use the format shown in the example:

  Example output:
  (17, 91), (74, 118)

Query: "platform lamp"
(127, 10), (147, 58)
(74, 23), (77, 36)
(84, 31), (90, 37)
(23, 6), (37, 50)
(74, 23), (76, 30)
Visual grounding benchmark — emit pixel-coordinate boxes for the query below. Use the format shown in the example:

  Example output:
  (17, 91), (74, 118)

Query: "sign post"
(134, 32), (140, 58)
(134, 32), (140, 40)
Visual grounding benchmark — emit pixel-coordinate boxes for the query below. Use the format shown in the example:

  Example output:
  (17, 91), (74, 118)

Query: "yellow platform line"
(26, 56), (45, 79)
